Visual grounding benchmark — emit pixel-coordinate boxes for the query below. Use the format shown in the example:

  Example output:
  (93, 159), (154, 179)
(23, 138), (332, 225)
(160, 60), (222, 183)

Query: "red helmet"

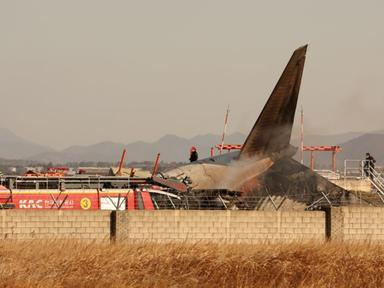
(190, 146), (197, 153)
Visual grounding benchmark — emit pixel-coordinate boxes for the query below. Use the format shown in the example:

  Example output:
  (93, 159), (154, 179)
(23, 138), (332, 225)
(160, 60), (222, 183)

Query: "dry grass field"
(1, 241), (384, 287)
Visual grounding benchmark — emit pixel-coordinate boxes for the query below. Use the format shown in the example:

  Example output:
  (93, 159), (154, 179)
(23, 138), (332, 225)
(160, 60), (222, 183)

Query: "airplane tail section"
(239, 45), (307, 160)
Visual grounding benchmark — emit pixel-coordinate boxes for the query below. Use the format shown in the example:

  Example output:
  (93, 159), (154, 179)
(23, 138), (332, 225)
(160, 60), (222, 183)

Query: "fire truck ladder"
(366, 166), (384, 203)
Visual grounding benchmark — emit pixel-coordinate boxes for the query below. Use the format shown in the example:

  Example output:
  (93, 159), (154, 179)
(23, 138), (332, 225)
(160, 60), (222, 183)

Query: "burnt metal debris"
(154, 45), (366, 211)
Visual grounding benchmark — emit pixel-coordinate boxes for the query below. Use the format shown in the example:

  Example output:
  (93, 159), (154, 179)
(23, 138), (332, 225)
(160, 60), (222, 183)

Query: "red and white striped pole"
(220, 105), (230, 155)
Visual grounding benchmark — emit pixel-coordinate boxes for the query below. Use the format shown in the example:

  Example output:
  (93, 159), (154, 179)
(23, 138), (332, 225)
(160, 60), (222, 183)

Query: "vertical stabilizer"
(239, 45), (307, 159)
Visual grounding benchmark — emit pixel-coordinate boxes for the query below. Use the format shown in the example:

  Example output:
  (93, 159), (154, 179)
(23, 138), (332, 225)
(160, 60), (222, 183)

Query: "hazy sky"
(0, 0), (383, 149)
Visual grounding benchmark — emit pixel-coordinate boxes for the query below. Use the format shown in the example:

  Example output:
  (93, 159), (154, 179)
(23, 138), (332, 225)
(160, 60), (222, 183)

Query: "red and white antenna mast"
(220, 105), (230, 155)
(300, 106), (304, 164)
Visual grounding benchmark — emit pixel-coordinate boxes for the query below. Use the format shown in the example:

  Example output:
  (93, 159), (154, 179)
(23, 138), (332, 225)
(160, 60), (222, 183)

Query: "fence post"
(323, 207), (331, 240)
(110, 211), (117, 244)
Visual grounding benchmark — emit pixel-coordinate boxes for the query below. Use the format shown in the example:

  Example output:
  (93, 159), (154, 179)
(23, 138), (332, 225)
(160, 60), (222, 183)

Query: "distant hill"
(1, 128), (384, 166)
(29, 131), (384, 165)
(28, 133), (247, 163)
(335, 133), (384, 167)
(0, 128), (54, 159)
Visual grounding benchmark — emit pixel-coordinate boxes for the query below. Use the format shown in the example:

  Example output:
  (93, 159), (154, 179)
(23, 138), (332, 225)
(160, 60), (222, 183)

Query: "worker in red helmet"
(189, 146), (198, 162)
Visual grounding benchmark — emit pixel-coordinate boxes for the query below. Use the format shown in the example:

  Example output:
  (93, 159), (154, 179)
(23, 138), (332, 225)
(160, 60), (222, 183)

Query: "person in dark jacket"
(189, 146), (198, 162)
(364, 152), (376, 179)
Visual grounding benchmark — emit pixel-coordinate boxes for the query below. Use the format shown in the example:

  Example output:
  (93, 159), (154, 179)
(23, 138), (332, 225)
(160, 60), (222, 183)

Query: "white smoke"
(215, 155), (274, 193)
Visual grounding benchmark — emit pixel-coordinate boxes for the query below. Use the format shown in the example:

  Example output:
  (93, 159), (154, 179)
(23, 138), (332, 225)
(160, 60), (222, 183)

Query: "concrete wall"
(3, 208), (384, 243)
(0, 210), (110, 241)
(115, 210), (326, 243)
(331, 207), (384, 242)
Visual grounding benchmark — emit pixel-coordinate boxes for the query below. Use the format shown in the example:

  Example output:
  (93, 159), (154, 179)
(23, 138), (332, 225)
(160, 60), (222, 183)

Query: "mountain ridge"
(1, 128), (384, 165)
(0, 128), (54, 159)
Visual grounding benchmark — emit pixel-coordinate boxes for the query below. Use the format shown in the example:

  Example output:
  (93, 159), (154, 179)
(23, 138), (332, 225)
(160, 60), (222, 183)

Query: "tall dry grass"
(0, 241), (384, 287)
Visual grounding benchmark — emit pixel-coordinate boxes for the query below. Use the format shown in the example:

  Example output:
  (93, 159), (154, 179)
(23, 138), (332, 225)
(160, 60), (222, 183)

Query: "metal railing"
(0, 175), (147, 190)
(343, 159), (366, 179)
(365, 165), (384, 203)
